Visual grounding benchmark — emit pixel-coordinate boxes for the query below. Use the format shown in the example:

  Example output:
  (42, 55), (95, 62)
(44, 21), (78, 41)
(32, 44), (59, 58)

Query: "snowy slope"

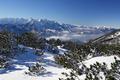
(0, 46), (69, 80)
(83, 55), (120, 69)
(79, 55), (120, 80)
(0, 45), (119, 80)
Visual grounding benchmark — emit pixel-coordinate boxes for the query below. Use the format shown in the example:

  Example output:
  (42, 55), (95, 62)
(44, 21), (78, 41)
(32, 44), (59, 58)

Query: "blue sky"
(0, 0), (120, 28)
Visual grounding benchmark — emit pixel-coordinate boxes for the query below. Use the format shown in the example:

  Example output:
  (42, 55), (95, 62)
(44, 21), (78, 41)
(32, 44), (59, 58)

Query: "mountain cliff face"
(0, 18), (116, 42)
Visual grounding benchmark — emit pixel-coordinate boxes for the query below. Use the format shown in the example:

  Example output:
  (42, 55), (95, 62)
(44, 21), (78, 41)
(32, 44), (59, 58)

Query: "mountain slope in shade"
(91, 29), (120, 44)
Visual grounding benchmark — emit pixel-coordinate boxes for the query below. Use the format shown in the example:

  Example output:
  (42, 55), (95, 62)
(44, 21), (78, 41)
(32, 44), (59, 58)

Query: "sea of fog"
(46, 33), (104, 43)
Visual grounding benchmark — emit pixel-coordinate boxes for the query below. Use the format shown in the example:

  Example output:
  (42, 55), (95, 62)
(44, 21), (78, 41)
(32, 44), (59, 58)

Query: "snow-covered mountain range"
(0, 18), (116, 42)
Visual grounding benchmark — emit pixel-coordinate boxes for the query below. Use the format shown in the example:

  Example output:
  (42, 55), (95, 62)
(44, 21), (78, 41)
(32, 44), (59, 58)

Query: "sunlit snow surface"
(0, 46), (119, 80)
(79, 55), (120, 80)
(0, 47), (69, 80)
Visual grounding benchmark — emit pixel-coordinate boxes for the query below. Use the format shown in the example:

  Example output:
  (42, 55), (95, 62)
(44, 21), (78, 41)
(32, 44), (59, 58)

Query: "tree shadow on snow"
(42, 59), (58, 67)
(41, 72), (57, 77)
(0, 65), (23, 74)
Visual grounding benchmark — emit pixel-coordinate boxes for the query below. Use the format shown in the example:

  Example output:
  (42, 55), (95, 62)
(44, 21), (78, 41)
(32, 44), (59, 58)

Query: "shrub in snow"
(17, 32), (46, 49)
(47, 39), (62, 46)
(55, 39), (120, 80)
(84, 57), (120, 80)
(47, 45), (59, 54)
(25, 62), (46, 76)
(55, 53), (79, 70)
(51, 46), (59, 54)
(0, 55), (10, 68)
(60, 57), (120, 80)
(105, 57), (120, 80)
(35, 50), (44, 56)
(0, 30), (18, 68)
(0, 30), (18, 57)
(55, 44), (120, 70)
(62, 40), (81, 52)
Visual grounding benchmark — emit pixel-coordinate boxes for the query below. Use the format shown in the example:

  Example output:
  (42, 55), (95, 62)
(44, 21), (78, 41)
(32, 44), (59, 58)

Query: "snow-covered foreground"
(0, 47), (69, 80)
(83, 55), (120, 69)
(79, 55), (120, 80)
(0, 46), (119, 80)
